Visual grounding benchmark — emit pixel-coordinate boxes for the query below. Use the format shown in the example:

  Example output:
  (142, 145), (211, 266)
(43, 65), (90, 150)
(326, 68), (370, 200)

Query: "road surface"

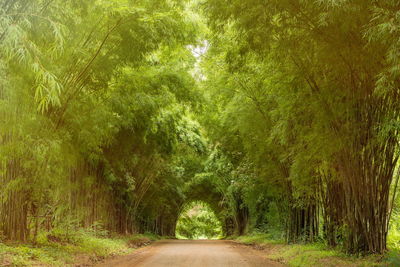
(95, 239), (284, 267)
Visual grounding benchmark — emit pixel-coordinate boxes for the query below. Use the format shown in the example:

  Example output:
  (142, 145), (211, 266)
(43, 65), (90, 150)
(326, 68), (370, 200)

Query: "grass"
(234, 233), (283, 245)
(0, 230), (161, 266)
(231, 234), (400, 267)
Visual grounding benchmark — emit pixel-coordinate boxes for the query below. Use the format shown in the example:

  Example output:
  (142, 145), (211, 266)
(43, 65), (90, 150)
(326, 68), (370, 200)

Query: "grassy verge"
(232, 234), (400, 267)
(0, 230), (161, 266)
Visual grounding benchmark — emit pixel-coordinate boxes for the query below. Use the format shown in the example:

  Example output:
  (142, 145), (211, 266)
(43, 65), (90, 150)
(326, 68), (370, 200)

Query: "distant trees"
(175, 201), (222, 239)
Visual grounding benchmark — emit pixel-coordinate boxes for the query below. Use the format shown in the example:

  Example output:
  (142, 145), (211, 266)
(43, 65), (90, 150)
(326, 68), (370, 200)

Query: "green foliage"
(0, 0), (207, 242)
(201, 0), (400, 254)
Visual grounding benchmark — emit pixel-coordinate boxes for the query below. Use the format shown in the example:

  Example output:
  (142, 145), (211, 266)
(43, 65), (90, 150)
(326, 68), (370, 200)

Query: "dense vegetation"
(1, 0), (399, 263)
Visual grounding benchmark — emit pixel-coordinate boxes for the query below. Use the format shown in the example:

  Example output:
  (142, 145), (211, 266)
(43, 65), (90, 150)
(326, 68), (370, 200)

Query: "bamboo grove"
(1, 0), (400, 255)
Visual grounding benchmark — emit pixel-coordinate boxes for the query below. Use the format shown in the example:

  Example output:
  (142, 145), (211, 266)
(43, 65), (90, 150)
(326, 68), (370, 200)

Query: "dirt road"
(95, 239), (284, 267)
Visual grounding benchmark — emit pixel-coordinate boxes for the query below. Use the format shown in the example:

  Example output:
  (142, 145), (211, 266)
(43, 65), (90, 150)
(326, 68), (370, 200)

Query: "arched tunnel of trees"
(1, 0), (400, 259)
(131, 164), (250, 238)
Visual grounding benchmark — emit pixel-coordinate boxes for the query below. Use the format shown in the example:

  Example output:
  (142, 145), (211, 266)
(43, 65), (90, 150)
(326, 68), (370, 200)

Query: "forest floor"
(233, 234), (400, 267)
(1, 234), (400, 266)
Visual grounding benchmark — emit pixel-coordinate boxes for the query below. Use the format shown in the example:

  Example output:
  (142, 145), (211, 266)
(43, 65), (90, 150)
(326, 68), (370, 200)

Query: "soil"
(94, 239), (286, 267)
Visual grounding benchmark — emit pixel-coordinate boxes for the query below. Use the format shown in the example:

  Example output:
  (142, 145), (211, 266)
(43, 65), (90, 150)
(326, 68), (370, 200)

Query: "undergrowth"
(232, 234), (400, 267)
(0, 227), (160, 267)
